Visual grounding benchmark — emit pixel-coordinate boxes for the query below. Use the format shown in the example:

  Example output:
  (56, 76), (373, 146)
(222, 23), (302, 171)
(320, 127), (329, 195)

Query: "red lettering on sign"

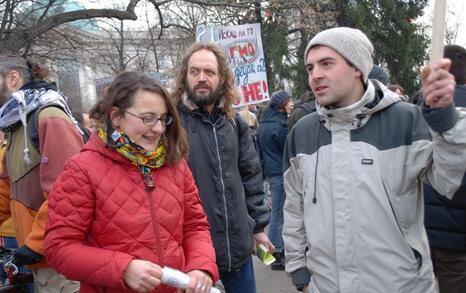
(242, 81), (265, 103)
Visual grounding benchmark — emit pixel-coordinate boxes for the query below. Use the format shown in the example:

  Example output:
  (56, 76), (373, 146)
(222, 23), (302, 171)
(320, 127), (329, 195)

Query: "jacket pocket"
(247, 214), (256, 233)
(381, 177), (422, 269)
(308, 276), (322, 293)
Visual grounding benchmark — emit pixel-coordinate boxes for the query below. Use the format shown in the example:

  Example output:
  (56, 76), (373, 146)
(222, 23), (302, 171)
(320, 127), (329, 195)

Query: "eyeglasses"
(124, 110), (173, 126)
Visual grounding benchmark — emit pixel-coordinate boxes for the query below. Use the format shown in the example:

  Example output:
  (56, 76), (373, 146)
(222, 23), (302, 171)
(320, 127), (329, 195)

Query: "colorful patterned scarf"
(97, 127), (166, 189)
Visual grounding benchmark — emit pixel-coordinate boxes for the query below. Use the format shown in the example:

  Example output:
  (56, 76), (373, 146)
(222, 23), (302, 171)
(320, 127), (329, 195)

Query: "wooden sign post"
(430, 0), (448, 63)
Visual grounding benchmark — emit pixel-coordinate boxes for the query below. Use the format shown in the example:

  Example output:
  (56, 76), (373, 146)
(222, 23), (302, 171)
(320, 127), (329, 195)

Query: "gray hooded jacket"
(283, 80), (466, 293)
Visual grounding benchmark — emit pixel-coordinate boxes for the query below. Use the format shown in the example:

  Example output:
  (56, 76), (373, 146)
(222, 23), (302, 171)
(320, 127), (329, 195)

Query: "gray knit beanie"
(304, 27), (374, 83)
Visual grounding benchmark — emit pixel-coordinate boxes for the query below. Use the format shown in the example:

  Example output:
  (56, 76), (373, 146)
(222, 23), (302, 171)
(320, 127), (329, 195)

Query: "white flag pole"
(430, 0), (448, 63)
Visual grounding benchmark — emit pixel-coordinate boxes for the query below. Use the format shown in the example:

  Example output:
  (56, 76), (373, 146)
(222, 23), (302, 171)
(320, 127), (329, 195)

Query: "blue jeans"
(267, 175), (285, 250)
(220, 256), (256, 293)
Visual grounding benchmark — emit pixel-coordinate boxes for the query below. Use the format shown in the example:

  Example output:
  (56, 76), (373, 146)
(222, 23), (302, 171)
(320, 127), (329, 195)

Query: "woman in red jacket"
(44, 71), (219, 293)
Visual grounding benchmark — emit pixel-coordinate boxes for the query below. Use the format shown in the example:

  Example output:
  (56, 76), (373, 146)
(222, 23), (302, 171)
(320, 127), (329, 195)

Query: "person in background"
(258, 90), (293, 270)
(388, 84), (409, 102)
(368, 64), (390, 85)
(44, 71), (218, 293)
(288, 89), (316, 130)
(171, 42), (272, 293)
(283, 27), (465, 293)
(81, 112), (94, 132)
(424, 44), (466, 293)
(388, 84), (405, 95)
(0, 54), (82, 292)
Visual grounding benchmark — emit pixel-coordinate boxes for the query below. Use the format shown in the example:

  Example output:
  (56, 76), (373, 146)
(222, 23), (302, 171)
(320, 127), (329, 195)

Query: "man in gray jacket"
(283, 27), (466, 293)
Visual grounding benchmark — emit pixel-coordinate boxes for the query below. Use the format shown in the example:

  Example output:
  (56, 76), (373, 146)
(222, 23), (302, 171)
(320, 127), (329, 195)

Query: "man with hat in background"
(424, 44), (466, 293)
(283, 27), (466, 292)
(257, 90), (293, 270)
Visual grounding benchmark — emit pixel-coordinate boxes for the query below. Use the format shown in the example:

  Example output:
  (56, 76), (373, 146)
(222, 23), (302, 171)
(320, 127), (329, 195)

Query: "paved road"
(253, 256), (297, 293)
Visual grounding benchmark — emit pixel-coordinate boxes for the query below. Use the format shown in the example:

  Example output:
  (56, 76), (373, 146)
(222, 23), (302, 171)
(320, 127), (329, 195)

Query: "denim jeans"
(220, 256), (256, 293)
(267, 175), (285, 250)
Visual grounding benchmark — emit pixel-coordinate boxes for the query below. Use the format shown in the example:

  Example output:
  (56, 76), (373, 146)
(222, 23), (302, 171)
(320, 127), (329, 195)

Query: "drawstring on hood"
(312, 115), (325, 204)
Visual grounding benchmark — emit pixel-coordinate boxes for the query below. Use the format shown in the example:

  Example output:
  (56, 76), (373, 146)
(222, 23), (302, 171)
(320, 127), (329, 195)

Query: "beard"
(186, 81), (223, 108)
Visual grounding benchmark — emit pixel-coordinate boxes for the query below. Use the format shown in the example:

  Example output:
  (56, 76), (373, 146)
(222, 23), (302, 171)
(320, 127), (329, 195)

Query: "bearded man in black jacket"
(171, 42), (272, 293)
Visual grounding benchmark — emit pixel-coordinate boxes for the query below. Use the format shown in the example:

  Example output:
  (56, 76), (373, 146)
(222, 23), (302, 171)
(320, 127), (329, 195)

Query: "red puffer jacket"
(44, 135), (218, 293)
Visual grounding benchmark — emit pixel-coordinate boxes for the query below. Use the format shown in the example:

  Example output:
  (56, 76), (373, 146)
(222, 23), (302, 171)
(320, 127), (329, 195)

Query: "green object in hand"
(256, 244), (276, 265)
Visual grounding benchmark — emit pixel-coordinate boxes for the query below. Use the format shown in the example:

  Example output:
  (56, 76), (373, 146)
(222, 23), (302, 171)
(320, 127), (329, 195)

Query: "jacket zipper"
(212, 125), (232, 271)
(146, 188), (165, 286)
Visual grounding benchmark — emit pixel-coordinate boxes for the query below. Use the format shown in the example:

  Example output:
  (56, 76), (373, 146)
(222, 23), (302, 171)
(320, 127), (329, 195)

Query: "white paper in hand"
(161, 267), (221, 293)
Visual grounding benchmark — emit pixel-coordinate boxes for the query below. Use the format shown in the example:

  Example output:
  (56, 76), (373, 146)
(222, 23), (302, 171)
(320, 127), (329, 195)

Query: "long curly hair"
(170, 42), (239, 119)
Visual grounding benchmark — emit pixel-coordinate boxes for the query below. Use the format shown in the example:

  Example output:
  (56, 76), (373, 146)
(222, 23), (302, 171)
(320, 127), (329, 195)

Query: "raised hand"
(421, 58), (456, 108)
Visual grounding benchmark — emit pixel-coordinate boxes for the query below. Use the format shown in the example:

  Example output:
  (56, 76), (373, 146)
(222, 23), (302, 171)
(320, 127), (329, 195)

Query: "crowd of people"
(0, 26), (464, 293)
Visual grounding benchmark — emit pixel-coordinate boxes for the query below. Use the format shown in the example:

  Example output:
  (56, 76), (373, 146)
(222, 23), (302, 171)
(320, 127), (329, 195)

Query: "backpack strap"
(27, 105), (90, 153)
(27, 106), (50, 153)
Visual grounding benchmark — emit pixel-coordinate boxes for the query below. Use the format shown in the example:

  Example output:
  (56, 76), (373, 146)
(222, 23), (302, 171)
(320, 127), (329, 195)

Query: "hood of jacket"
(316, 80), (401, 128)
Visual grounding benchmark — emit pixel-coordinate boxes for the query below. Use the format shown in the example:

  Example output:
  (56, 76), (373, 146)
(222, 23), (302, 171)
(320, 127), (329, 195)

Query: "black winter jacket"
(177, 104), (270, 272)
(424, 84), (466, 251)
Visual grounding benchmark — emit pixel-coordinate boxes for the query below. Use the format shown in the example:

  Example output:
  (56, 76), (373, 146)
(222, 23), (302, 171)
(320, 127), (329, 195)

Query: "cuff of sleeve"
(118, 253), (137, 290)
(422, 103), (458, 133)
(253, 227), (264, 234)
(291, 267), (311, 290)
(184, 264), (219, 284)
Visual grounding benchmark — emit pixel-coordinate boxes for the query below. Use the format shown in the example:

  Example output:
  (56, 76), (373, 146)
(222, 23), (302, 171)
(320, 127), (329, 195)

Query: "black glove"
(13, 245), (43, 266)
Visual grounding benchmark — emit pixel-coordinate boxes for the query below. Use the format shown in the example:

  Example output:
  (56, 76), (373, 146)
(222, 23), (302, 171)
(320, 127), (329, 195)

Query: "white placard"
(196, 23), (269, 107)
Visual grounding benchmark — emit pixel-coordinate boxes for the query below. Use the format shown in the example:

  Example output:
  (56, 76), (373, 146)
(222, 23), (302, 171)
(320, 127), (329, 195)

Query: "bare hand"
(303, 285), (308, 293)
(253, 232), (275, 254)
(185, 270), (213, 293)
(122, 259), (162, 292)
(421, 58), (456, 108)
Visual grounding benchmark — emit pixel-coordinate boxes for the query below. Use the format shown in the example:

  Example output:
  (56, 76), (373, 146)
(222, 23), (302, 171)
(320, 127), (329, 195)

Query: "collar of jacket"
(178, 102), (226, 125)
(20, 80), (57, 91)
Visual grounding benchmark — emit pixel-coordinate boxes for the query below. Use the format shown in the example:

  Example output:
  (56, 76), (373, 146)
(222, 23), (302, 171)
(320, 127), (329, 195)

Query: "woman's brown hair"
(90, 71), (188, 164)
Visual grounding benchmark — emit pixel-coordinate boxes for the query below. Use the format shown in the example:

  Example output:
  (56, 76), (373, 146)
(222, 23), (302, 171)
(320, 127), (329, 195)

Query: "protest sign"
(197, 23), (269, 107)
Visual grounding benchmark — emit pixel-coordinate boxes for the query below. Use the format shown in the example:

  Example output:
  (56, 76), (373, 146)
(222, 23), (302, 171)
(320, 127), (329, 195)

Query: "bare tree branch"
(0, 0), (142, 53)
